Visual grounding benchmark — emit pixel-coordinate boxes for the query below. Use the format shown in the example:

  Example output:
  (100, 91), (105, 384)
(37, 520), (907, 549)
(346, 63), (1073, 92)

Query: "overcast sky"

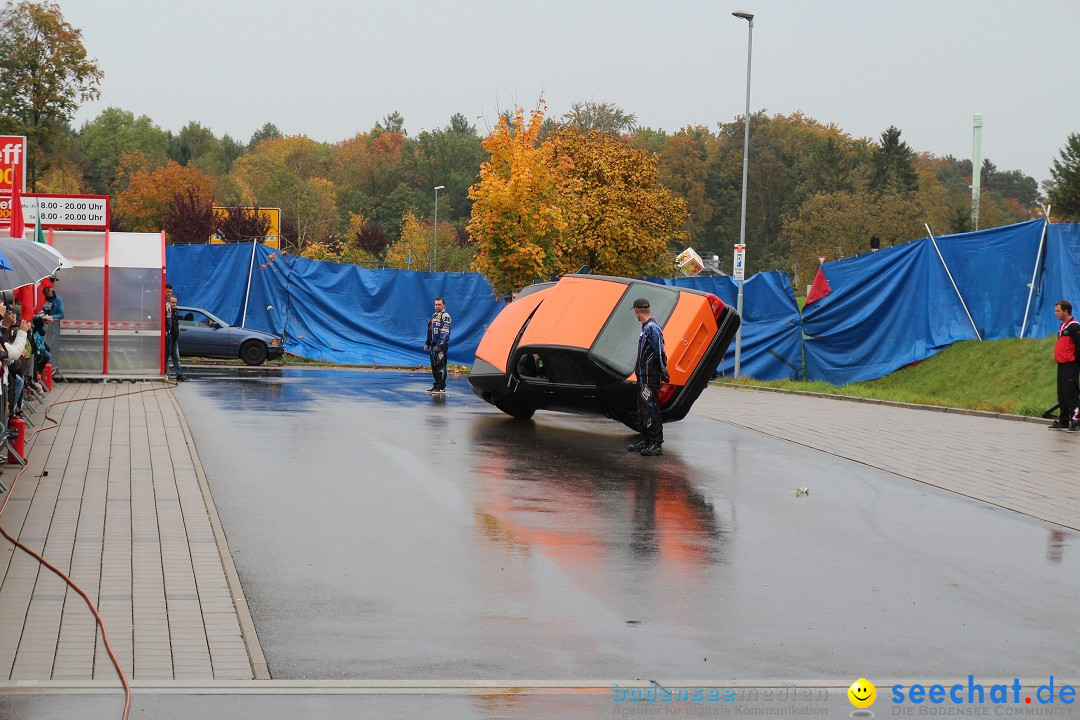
(56, 0), (1079, 186)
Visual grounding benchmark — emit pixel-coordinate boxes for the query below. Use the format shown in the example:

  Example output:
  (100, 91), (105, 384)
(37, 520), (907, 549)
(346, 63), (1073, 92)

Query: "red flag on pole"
(8, 165), (24, 239)
(805, 267), (832, 306)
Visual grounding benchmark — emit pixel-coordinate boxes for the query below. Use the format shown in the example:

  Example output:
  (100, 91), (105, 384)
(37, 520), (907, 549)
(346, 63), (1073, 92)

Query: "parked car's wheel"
(492, 397), (536, 421)
(240, 340), (268, 366)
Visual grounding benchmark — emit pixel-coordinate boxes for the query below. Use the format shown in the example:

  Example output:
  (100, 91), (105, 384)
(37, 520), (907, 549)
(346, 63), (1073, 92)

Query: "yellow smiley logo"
(848, 678), (876, 708)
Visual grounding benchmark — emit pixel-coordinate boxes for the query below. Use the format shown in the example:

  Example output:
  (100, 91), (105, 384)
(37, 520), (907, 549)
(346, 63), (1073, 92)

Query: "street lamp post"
(732, 10), (753, 379)
(431, 185), (446, 271)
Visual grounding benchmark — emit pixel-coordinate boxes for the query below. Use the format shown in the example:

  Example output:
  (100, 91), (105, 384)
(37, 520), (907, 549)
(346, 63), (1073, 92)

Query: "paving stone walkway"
(693, 385), (1079, 531)
(0, 382), (266, 682)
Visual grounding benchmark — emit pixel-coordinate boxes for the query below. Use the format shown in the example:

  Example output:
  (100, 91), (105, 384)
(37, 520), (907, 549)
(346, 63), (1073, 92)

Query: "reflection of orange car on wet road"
(468, 275), (741, 429)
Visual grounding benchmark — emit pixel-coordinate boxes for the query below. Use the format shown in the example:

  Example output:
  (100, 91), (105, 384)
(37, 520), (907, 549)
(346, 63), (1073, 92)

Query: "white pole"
(1020, 215), (1051, 339)
(733, 11), (754, 379)
(241, 239), (257, 328)
(971, 114), (983, 231)
(926, 223), (982, 341)
(431, 185), (445, 272)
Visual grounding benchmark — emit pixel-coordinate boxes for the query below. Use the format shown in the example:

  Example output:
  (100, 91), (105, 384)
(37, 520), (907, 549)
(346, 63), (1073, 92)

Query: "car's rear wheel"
(492, 397), (536, 421)
(240, 340), (268, 366)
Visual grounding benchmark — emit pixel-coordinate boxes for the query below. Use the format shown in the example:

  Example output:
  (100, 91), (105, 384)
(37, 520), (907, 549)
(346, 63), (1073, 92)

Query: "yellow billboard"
(210, 207), (281, 249)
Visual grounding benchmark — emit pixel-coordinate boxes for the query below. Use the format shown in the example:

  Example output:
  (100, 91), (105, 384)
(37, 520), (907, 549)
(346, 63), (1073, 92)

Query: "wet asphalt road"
(173, 368), (1079, 683)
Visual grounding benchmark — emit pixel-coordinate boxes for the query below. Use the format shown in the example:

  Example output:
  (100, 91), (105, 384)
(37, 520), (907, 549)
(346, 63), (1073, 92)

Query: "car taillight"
(659, 382), (676, 405)
(704, 292), (725, 320)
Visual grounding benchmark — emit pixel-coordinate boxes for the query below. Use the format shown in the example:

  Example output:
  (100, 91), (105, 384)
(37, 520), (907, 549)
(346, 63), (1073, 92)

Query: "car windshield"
(589, 284), (679, 377)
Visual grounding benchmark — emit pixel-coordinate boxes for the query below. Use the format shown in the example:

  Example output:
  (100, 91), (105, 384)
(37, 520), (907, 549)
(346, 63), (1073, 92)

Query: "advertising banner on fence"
(0, 136), (28, 229)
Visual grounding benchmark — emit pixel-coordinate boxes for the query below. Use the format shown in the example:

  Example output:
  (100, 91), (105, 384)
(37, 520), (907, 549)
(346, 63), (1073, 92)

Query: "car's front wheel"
(240, 340), (268, 366)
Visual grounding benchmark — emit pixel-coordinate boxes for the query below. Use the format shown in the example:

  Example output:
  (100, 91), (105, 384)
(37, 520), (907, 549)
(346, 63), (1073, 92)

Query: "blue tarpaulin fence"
(167, 219), (1079, 384)
(803, 219), (1079, 384)
(167, 244), (505, 366)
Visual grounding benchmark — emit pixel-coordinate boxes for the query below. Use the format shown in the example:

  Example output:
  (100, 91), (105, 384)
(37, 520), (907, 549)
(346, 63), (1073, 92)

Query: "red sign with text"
(0, 136), (28, 229)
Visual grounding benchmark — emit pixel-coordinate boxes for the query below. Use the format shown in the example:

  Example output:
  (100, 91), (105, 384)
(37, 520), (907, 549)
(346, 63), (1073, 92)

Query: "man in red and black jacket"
(1050, 299), (1080, 432)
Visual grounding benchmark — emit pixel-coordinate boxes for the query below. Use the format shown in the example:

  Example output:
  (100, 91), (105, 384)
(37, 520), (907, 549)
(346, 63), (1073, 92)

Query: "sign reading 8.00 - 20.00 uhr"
(21, 193), (110, 230)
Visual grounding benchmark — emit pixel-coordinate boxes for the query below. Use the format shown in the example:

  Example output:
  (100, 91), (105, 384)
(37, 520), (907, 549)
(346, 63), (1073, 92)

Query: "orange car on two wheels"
(468, 275), (741, 429)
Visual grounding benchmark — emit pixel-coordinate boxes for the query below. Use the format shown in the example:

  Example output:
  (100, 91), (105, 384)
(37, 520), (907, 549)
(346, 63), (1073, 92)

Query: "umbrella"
(0, 238), (72, 292)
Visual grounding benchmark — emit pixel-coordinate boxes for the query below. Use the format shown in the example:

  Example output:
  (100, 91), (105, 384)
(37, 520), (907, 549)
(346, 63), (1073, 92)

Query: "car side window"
(516, 349), (596, 386)
(590, 284), (679, 377)
(180, 310), (211, 327)
(517, 353), (550, 382)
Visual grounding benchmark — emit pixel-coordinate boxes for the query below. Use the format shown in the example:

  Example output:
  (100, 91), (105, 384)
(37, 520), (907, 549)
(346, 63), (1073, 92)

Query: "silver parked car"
(176, 306), (284, 366)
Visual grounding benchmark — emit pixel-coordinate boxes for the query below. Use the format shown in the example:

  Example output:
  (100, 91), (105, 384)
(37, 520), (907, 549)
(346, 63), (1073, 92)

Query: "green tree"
(412, 113), (486, 225)
(780, 189), (952, 280)
(230, 135), (337, 250)
(0, 0), (103, 189)
(248, 122), (282, 150)
(300, 213), (377, 266)
(169, 121), (227, 176)
(328, 127), (418, 234)
(1048, 133), (1080, 221)
(659, 127), (712, 241)
(374, 111), (405, 136)
(792, 135), (864, 200)
(35, 128), (86, 193)
(986, 168), (1038, 208)
(77, 108), (170, 192)
(220, 134), (246, 168)
(385, 211), (472, 271)
(870, 126), (919, 194)
(629, 127), (668, 156)
(561, 100), (636, 134)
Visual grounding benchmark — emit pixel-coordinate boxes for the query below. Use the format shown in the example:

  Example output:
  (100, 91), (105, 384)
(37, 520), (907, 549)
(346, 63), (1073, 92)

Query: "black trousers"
(636, 382), (663, 444)
(1057, 361), (1079, 424)
(430, 347), (447, 389)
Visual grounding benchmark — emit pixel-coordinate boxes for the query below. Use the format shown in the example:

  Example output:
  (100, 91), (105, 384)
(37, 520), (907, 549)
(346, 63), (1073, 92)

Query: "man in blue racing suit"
(627, 297), (668, 456)
(425, 297), (451, 393)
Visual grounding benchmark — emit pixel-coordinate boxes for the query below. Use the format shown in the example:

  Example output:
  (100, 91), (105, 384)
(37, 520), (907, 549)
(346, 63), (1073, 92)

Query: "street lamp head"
(434, 185), (446, 191)
(732, 11), (754, 21)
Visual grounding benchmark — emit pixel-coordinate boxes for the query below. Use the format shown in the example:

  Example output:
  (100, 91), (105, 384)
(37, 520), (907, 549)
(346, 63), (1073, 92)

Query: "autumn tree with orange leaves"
(550, 126), (688, 277)
(467, 105), (568, 294)
(468, 105), (687, 294)
(114, 160), (215, 241)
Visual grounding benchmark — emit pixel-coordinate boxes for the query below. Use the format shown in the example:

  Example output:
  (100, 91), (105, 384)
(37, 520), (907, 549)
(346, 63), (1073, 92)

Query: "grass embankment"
(732, 336), (1058, 417)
